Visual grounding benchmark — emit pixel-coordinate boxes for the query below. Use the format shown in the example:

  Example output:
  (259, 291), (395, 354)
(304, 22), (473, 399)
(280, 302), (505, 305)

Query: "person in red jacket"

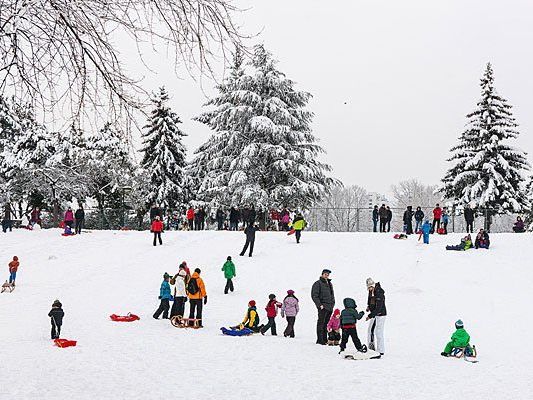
(260, 294), (282, 336)
(186, 206), (194, 231)
(431, 204), (442, 234)
(151, 216), (164, 246)
(8, 256), (19, 286)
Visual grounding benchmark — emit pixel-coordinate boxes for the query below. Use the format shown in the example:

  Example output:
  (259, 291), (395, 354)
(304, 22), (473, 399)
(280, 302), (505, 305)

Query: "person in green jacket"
(338, 298), (367, 353)
(222, 256), (236, 294)
(441, 319), (471, 356)
(291, 212), (307, 244)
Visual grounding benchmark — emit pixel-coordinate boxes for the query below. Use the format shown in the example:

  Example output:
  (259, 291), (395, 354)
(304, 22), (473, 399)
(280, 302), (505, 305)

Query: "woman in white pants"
(366, 278), (387, 355)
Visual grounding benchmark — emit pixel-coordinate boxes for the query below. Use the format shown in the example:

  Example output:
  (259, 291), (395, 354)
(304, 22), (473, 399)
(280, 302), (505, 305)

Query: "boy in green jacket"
(222, 256), (236, 294)
(338, 298), (367, 354)
(441, 319), (470, 356)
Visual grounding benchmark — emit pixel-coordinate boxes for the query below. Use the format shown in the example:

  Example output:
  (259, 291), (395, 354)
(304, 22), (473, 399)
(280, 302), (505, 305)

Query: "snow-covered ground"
(1, 229), (532, 399)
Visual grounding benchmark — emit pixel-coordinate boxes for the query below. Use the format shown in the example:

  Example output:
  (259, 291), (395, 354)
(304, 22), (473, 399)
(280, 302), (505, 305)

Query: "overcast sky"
(128, 0), (533, 194)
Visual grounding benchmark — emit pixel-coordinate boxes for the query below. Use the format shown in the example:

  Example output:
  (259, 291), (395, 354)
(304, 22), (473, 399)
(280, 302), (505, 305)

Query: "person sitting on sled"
(446, 234), (473, 251)
(231, 300), (261, 333)
(474, 229), (490, 249)
(441, 319), (470, 357)
(64, 224), (74, 235)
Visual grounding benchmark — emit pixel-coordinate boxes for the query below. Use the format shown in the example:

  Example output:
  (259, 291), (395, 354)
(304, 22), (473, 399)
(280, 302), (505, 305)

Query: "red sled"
(58, 221), (65, 228)
(110, 313), (140, 322)
(287, 229), (296, 236)
(61, 233), (75, 237)
(437, 228), (446, 235)
(54, 338), (77, 348)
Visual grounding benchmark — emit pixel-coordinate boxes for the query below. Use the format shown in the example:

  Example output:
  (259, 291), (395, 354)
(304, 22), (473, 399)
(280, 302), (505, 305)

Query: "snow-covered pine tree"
(140, 87), (188, 208)
(193, 45), (335, 209)
(441, 63), (530, 230)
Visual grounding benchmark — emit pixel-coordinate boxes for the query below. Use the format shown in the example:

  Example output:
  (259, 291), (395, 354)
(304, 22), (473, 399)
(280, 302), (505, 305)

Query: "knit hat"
(178, 263), (186, 269)
(333, 308), (340, 316)
(322, 269), (332, 275)
(163, 272), (170, 279)
(52, 299), (62, 307)
(366, 277), (375, 288)
(13, 256), (18, 261)
(455, 319), (464, 329)
(248, 300), (256, 307)
(287, 289), (295, 295)
(194, 268), (201, 274)
(268, 293), (276, 300)
(227, 256), (232, 261)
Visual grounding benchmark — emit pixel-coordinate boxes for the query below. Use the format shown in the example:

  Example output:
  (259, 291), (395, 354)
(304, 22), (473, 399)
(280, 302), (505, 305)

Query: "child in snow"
(48, 299), (64, 339)
(8, 256), (19, 286)
(63, 225), (74, 235)
(474, 229), (490, 249)
(420, 220), (431, 244)
(281, 290), (299, 338)
(446, 235), (473, 251)
(221, 256), (236, 294)
(327, 309), (341, 345)
(232, 300), (261, 333)
(441, 319), (470, 356)
(260, 294), (282, 335)
(153, 272), (172, 319)
(338, 298), (366, 354)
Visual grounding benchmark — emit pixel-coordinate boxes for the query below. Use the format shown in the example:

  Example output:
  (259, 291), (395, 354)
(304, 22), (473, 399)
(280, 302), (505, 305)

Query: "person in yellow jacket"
(232, 300), (262, 333)
(187, 268), (207, 327)
(290, 212), (307, 244)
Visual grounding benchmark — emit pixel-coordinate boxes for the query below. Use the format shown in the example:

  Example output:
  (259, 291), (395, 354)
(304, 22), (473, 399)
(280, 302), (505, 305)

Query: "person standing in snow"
(378, 204), (388, 232)
(187, 268), (207, 327)
(151, 216), (164, 246)
(260, 294), (282, 335)
(216, 207), (225, 230)
(464, 205), (475, 233)
(372, 205), (379, 233)
(338, 298), (366, 354)
(229, 207), (240, 231)
(414, 206), (424, 233)
(153, 272), (172, 319)
(281, 290), (299, 338)
(74, 205), (85, 235)
(291, 212), (307, 243)
(64, 207), (74, 229)
(431, 204), (442, 233)
(221, 256), (236, 294)
(240, 223), (258, 257)
(366, 278), (387, 355)
(311, 269), (335, 345)
(8, 256), (19, 286)
(186, 206), (195, 230)
(196, 207), (206, 230)
(386, 206), (393, 232)
(441, 320), (471, 357)
(403, 206), (414, 234)
(2, 204), (13, 233)
(420, 220), (431, 244)
(48, 299), (64, 339)
(170, 264), (189, 318)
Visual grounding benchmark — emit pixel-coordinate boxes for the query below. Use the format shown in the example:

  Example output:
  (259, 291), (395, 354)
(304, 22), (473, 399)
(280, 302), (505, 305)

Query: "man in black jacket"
(229, 207), (240, 231)
(48, 299), (64, 339)
(414, 207), (424, 233)
(366, 278), (387, 355)
(403, 206), (414, 235)
(464, 205), (475, 233)
(372, 205), (379, 232)
(378, 204), (388, 232)
(311, 269), (335, 345)
(386, 206), (393, 232)
(240, 224), (258, 257)
(216, 207), (225, 230)
(74, 205), (85, 235)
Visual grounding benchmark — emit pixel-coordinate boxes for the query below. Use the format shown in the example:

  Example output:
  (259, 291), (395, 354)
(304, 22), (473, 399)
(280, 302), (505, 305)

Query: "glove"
(158, 296), (161, 300)
(203, 296), (207, 305)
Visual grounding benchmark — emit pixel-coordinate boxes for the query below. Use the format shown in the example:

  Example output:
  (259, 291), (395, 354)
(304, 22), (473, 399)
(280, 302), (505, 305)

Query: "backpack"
(187, 278), (199, 295)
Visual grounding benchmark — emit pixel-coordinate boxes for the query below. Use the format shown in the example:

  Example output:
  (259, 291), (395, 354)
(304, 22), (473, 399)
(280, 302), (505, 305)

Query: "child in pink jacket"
(327, 309), (341, 346)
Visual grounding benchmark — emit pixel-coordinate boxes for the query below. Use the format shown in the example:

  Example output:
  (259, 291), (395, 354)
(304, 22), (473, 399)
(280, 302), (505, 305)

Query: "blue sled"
(220, 327), (253, 336)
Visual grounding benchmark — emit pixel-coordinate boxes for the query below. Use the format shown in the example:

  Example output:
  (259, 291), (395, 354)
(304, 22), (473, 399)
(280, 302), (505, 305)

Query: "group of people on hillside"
(399, 204), (450, 235)
(311, 269), (387, 355)
(372, 205), (393, 232)
(61, 206), (85, 235)
(446, 229), (490, 251)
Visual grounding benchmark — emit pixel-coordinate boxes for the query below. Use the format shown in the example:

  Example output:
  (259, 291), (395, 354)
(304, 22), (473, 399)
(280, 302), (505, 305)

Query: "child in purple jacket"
(281, 290), (299, 338)
(327, 309), (341, 345)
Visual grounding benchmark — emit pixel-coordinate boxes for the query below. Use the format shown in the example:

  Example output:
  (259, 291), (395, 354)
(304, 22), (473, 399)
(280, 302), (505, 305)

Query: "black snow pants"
(340, 326), (363, 351)
(170, 296), (187, 318)
(316, 308), (332, 344)
(153, 299), (170, 319)
(240, 238), (255, 256)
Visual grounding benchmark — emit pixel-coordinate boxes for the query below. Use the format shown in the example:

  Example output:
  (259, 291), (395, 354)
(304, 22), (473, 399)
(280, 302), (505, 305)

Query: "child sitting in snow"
(338, 298), (367, 354)
(441, 319), (470, 357)
(260, 294), (282, 335)
(474, 229), (490, 249)
(8, 256), (19, 286)
(48, 299), (64, 339)
(63, 225), (74, 235)
(446, 235), (473, 251)
(327, 309), (341, 345)
(232, 300), (261, 333)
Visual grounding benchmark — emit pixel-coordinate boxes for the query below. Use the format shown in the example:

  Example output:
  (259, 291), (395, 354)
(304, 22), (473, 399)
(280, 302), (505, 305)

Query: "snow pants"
(431, 219), (440, 233)
(295, 230), (302, 243)
(240, 238), (255, 256)
(153, 232), (162, 246)
(423, 233), (429, 244)
(217, 218), (224, 230)
(466, 220), (474, 233)
(188, 219), (194, 230)
(51, 319), (61, 339)
(379, 219), (387, 232)
(443, 341), (465, 354)
(367, 316), (386, 353)
(170, 296), (187, 318)
(415, 220), (422, 233)
(75, 219), (83, 234)
(316, 308), (332, 344)
(2, 220), (12, 232)
(9, 271), (16, 283)
(153, 299), (170, 319)
(261, 317), (277, 335)
(284, 316), (296, 338)
(224, 278), (234, 294)
(230, 221), (238, 231)
(340, 326), (363, 351)
(373, 219), (378, 232)
(189, 299), (203, 325)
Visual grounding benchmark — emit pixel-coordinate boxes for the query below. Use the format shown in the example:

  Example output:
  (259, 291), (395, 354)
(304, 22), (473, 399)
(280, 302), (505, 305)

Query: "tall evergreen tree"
(192, 45), (335, 208)
(441, 63), (530, 229)
(141, 87), (188, 208)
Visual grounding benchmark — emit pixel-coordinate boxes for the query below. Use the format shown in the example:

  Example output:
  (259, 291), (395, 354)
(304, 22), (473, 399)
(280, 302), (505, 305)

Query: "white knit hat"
(366, 277), (375, 288)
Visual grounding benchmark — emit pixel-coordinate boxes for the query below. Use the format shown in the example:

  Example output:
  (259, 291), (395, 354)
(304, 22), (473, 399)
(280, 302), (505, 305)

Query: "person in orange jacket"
(187, 268), (207, 327)
(8, 256), (19, 286)
(151, 216), (164, 246)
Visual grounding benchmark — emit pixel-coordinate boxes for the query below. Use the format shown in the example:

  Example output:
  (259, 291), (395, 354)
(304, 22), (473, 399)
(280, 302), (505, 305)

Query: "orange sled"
(54, 339), (77, 348)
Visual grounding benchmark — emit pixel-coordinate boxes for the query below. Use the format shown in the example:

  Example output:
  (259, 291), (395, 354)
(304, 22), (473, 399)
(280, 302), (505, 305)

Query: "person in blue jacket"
(153, 272), (173, 319)
(420, 220), (431, 244)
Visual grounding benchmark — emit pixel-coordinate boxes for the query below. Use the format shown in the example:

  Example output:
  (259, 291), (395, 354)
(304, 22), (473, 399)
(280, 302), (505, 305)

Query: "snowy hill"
(1, 229), (532, 399)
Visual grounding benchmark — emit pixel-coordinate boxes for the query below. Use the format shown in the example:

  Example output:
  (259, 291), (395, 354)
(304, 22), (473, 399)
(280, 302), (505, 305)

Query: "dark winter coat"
(244, 225), (258, 239)
(464, 208), (475, 222)
(150, 207), (162, 221)
(372, 208), (379, 221)
(311, 277), (335, 311)
(216, 209), (225, 220)
(386, 209), (392, 222)
(367, 282), (387, 318)
(249, 208), (256, 223)
(378, 206), (388, 220)
(4, 204), (12, 220)
(403, 209), (414, 223)
(241, 208), (250, 223)
(340, 298), (364, 326)
(75, 209), (85, 220)
(229, 208), (240, 223)
(197, 209), (206, 222)
(414, 210), (424, 221)
(48, 306), (65, 327)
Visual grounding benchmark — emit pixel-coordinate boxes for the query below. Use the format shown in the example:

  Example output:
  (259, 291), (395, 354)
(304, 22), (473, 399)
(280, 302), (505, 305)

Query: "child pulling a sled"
(8, 256), (19, 286)
(327, 309), (341, 345)
(441, 319), (471, 357)
(48, 299), (64, 339)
